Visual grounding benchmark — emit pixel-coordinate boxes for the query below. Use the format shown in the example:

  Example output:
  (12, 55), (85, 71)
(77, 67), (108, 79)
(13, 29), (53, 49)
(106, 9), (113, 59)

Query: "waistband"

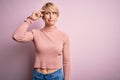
(33, 68), (62, 75)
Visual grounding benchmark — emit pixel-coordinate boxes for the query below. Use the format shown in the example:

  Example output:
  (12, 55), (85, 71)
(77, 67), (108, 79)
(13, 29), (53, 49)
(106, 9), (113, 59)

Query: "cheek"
(43, 17), (49, 21)
(54, 15), (58, 19)
(44, 15), (50, 19)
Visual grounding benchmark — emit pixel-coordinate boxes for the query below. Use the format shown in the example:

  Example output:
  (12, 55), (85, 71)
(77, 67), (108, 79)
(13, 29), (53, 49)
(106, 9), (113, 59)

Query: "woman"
(13, 2), (70, 80)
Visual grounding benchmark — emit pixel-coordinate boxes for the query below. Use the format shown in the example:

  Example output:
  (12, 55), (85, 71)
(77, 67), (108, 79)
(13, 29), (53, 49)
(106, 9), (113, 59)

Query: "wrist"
(24, 16), (34, 24)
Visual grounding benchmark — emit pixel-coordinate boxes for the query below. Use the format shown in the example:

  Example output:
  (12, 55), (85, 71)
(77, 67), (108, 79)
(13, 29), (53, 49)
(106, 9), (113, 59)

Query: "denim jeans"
(32, 68), (64, 80)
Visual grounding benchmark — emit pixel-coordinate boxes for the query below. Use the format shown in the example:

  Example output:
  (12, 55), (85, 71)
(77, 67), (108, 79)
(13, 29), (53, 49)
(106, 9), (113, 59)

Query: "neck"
(45, 24), (55, 28)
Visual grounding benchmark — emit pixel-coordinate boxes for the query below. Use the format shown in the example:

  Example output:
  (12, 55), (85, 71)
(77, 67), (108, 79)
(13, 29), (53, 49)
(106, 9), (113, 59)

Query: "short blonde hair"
(41, 2), (59, 17)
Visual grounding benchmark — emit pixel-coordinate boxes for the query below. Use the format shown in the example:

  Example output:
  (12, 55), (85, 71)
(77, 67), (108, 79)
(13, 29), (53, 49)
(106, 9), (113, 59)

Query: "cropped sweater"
(13, 22), (70, 80)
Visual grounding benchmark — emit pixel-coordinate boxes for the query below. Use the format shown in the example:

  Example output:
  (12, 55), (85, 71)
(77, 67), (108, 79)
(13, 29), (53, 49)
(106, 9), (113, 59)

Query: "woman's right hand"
(28, 10), (44, 21)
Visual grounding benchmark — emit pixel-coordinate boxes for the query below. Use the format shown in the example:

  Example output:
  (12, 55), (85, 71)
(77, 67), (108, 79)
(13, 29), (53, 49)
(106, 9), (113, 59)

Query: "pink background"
(1, 0), (120, 80)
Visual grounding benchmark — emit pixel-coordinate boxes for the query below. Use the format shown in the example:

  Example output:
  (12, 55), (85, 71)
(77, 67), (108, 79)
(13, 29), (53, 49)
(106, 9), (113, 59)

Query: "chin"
(49, 23), (55, 26)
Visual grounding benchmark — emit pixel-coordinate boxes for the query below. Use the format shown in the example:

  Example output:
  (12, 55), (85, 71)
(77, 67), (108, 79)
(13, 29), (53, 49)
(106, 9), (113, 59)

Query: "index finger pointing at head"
(40, 10), (45, 13)
(37, 10), (44, 14)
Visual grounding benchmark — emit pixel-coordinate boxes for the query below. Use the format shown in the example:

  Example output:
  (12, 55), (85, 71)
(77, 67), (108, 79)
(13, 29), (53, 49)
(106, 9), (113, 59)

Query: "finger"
(35, 13), (40, 17)
(40, 9), (45, 12)
(40, 14), (43, 17)
(38, 9), (45, 13)
(34, 11), (40, 15)
(33, 10), (40, 14)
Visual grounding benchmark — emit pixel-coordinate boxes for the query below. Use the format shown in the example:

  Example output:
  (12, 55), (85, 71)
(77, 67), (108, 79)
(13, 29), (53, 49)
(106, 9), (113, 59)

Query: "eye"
(45, 12), (50, 15)
(52, 12), (57, 15)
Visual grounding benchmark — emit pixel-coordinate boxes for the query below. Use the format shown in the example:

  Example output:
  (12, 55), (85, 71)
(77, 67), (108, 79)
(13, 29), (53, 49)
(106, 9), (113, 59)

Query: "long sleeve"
(12, 22), (33, 42)
(63, 34), (70, 80)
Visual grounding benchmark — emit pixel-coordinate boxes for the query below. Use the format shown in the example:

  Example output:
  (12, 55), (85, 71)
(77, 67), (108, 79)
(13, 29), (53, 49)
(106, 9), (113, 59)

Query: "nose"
(49, 13), (54, 19)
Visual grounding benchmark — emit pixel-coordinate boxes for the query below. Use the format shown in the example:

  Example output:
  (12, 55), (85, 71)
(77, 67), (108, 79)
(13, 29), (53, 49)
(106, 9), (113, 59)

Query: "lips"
(48, 20), (55, 22)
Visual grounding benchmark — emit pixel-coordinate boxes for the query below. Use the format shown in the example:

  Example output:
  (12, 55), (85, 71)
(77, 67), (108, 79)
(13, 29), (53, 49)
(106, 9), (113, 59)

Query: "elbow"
(63, 58), (70, 64)
(12, 34), (24, 42)
(12, 34), (17, 41)
(12, 34), (32, 42)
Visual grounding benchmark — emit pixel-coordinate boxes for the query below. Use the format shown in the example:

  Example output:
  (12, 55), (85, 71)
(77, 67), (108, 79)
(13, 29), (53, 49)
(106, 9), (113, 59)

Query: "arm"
(13, 10), (44, 42)
(63, 34), (70, 80)
(12, 19), (34, 42)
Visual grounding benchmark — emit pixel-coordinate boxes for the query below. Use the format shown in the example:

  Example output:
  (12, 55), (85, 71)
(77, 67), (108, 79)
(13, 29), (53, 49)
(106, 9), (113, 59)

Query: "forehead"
(44, 7), (57, 12)
(44, 10), (57, 13)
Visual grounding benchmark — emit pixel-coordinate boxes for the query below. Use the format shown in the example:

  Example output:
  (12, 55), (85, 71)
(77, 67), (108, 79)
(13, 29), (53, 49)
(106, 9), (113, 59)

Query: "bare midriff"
(34, 68), (58, 74)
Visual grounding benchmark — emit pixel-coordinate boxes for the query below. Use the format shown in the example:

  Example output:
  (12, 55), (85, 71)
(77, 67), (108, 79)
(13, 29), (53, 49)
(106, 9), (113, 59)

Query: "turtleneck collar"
(42, 26), (57, 32)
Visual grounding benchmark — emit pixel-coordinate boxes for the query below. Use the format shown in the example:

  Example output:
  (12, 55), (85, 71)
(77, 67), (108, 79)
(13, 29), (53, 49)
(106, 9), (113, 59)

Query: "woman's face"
(43, 10), (58, 26)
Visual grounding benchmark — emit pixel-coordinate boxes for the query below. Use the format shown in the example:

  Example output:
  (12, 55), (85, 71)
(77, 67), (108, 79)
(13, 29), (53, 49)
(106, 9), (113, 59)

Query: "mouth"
(49, 19), (54, 21)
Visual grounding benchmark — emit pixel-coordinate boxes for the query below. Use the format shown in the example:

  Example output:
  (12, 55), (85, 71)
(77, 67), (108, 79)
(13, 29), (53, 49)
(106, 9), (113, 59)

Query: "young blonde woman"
(13, 2), (70, 80)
